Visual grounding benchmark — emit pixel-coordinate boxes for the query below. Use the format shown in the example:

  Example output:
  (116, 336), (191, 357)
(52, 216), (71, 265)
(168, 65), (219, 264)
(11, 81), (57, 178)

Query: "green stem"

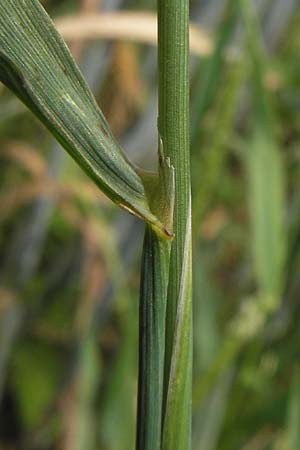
(136, 1), (191, 448)
(157, 0), (192, 449)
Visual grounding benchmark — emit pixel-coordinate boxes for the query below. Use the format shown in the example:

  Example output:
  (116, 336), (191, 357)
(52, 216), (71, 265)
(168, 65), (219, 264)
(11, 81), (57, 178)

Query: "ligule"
(138, 138), (175, 239)
(0, 0), (172, 238)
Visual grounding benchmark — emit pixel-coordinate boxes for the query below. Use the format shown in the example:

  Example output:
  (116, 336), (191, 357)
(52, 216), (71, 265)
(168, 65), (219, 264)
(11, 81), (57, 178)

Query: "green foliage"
(240, 0), (286, 306)
(285, 367), (300, 450)
(0, 0), (299, 450)
(11, 341), (62, 429)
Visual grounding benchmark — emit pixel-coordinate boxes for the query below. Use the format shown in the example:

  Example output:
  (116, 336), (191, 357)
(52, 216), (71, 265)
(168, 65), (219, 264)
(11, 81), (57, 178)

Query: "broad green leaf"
(0, 0), (170, 238)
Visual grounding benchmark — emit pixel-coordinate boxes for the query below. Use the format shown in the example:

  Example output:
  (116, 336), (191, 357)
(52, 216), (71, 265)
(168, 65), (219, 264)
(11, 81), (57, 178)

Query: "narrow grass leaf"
(0, 0), (169, 237)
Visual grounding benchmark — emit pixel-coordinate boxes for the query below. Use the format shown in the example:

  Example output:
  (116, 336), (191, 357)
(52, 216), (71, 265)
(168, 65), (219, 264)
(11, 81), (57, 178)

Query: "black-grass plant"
(0, 1), (192, 449)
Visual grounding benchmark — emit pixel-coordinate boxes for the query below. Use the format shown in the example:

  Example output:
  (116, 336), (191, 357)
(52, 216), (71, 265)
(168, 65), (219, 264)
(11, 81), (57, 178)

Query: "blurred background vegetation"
(1, 0), (300, 449)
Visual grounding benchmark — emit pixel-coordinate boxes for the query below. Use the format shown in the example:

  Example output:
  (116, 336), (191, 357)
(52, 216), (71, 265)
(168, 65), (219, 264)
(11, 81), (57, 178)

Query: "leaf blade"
(0, 0), (169, 236)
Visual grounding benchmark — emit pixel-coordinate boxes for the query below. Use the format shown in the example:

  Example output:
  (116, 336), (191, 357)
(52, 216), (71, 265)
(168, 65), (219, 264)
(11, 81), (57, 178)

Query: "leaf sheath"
(136, 226), (171, 450)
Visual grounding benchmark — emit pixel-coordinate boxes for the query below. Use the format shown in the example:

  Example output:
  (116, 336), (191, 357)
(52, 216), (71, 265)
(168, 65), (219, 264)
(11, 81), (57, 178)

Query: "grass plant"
(1, 1), (299, 449)
(0, 1), (192, 448)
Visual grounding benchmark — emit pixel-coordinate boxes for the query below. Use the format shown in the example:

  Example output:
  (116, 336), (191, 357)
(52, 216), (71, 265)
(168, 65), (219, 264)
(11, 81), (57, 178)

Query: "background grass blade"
(285, 366), (300, 450)
(247, 129), (285, 303)
(0, 0), (169, 236)
(194, 368), (233, 450)
(192, 63), (243, 228)
(239, 0), (286, 305)
(191, 0), (237, 145)
(65, 332), (100, 450)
